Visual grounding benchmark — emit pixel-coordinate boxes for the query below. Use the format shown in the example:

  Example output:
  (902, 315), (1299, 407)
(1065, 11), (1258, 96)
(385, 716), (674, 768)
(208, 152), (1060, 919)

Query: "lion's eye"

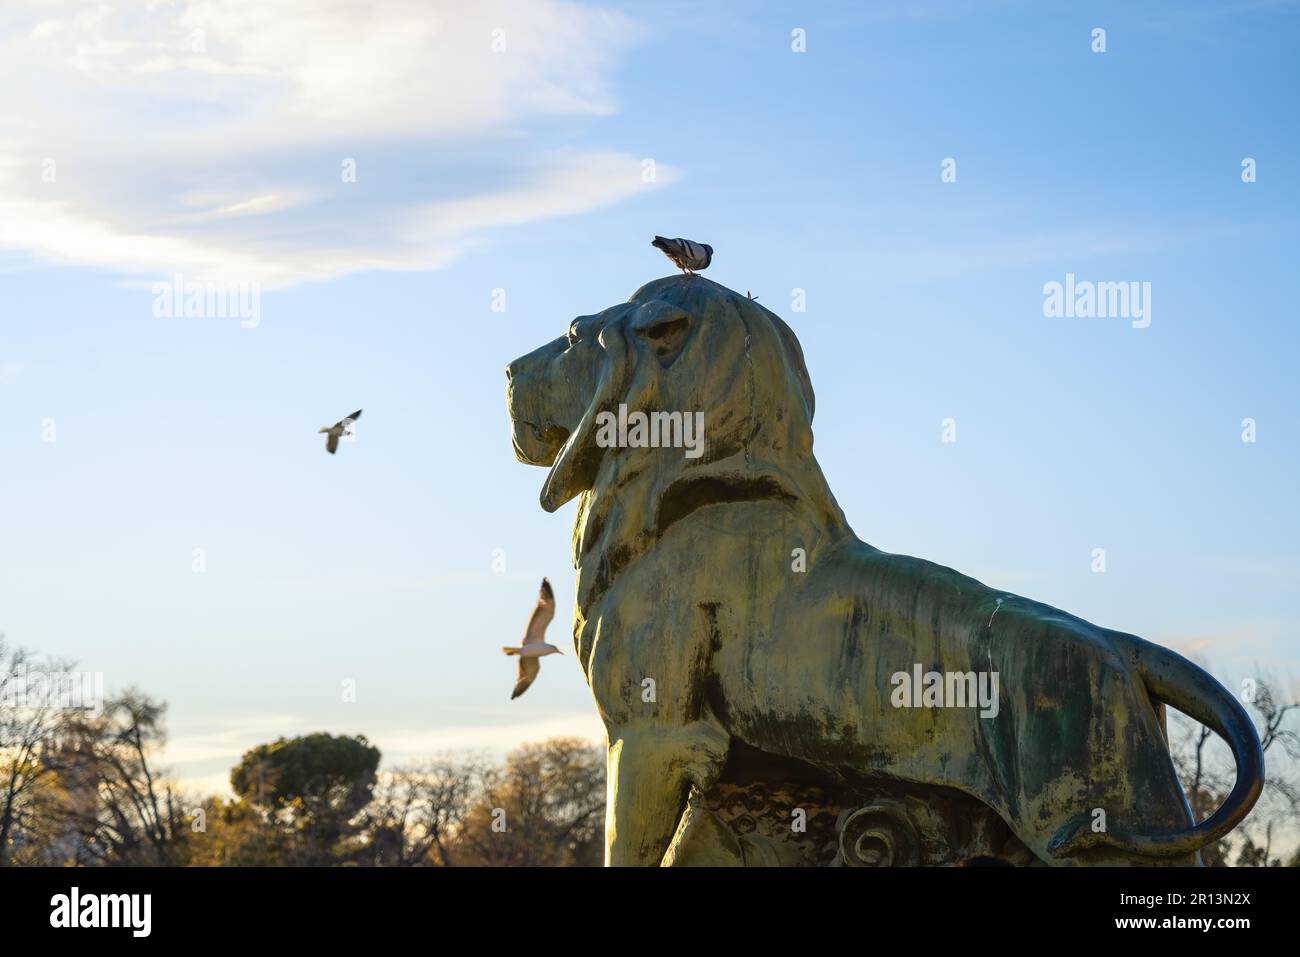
(565, 325), (580, 347)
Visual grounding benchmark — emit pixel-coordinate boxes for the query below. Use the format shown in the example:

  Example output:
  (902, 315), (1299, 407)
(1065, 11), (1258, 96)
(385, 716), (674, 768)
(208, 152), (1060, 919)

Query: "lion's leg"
(604, 719), (730, 866)
(585, 572), (732, 865)
(1002, 658), (1203, 866)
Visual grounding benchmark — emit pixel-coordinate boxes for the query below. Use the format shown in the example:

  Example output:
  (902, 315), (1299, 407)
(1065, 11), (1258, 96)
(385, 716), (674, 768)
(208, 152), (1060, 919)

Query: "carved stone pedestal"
(665, 742), (1036, 867)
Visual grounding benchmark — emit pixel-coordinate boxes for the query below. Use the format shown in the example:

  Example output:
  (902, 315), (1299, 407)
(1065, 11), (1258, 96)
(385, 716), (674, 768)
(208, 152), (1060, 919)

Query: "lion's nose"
(505, 362), (514, 382)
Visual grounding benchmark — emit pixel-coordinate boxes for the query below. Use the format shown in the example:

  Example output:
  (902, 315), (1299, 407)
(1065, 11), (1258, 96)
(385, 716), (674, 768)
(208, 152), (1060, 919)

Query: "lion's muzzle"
(506, 335), (594, 469)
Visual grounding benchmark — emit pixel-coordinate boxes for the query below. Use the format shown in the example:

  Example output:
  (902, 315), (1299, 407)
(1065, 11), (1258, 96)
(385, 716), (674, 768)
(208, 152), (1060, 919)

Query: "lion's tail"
(1048, 635), (1264, 860)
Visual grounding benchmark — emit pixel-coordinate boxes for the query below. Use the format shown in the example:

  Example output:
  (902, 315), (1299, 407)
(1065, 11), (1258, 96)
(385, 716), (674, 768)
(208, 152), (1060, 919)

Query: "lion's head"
(507, 276), (836, 518)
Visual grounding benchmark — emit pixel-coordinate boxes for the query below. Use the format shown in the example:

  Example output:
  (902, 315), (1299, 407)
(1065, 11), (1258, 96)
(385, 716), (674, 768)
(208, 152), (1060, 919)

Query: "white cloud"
(0, 0), (670, 288)
(157, 191), (318, 226)
(415, 152), (675, 237)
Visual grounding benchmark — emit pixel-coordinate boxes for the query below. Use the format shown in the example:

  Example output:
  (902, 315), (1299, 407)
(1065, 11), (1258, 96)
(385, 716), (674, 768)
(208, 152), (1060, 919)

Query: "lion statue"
(506, 274), (1263, 866)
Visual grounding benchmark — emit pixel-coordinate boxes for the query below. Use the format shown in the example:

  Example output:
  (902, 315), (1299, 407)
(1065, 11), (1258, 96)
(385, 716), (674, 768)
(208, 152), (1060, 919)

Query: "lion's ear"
(630, 302), (693, 367)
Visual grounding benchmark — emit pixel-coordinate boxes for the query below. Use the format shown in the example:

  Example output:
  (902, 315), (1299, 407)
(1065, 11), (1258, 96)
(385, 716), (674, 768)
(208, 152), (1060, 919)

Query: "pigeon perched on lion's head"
(652, 236), (712, 274)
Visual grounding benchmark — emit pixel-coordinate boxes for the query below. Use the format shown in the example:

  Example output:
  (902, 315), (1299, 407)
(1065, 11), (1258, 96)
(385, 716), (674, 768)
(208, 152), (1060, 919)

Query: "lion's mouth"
(510, 420), (571, 467)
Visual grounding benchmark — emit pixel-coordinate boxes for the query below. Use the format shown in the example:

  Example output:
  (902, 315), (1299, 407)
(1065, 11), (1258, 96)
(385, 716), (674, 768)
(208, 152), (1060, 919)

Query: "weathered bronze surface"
(506, 275), (1264, 866)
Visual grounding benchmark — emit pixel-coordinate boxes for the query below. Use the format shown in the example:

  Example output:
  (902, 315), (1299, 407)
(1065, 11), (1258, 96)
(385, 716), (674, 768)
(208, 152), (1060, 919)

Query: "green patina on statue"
(506, 275), (1264, 866)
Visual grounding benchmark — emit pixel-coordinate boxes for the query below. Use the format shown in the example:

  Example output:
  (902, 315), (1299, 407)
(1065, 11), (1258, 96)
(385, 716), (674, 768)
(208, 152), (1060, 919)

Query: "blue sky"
(1, 0), (1297, 794)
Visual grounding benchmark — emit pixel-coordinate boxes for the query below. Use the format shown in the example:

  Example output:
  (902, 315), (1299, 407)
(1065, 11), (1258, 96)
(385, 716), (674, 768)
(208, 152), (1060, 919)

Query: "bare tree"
(1169, 667), (1300, 866)
(50, 690), (192, 865)
(1237, 673), (1300, 865)
(452, 737), (605, 866)
(0, 637), (73, 866)
(1170, 716), (1234, 865)
(361, 757), (490, 866)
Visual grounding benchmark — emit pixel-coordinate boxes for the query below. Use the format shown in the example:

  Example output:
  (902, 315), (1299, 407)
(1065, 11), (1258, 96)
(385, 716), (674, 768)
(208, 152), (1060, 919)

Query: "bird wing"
(651, 236), (685, 264)
(511, 656), (540, 699)
(326, 432), (339, 454)
(523, 595), (555, 646)
(652, 236), (710, 270)
(329, 409), (363, 431)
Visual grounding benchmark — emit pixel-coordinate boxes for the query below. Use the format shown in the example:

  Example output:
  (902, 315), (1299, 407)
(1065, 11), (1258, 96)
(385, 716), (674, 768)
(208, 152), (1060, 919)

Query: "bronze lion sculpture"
(506, 274), (1263, 866)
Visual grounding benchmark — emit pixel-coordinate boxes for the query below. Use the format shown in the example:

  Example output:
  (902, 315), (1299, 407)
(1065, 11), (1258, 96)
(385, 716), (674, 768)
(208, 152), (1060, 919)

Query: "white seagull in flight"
(503, 578), (562, 699)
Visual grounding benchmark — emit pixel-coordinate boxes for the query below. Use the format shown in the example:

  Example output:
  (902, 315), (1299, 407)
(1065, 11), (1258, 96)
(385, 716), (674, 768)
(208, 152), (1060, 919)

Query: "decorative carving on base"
(835, 801), (919, 867)
(667, 742), (1038, 867)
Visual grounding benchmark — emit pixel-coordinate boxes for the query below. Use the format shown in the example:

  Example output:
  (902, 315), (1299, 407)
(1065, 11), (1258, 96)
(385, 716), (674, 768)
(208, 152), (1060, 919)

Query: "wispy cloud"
(164, 710), (606, 795)
(377, 713), (607, 759)
(0, 0), (671, 288)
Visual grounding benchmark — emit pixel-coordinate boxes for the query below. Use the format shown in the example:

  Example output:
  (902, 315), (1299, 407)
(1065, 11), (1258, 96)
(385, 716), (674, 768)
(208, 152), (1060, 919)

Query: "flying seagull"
(319, 409), (362, 454)
(503, 578), (562, 699)
(652, 235), (713, 274)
